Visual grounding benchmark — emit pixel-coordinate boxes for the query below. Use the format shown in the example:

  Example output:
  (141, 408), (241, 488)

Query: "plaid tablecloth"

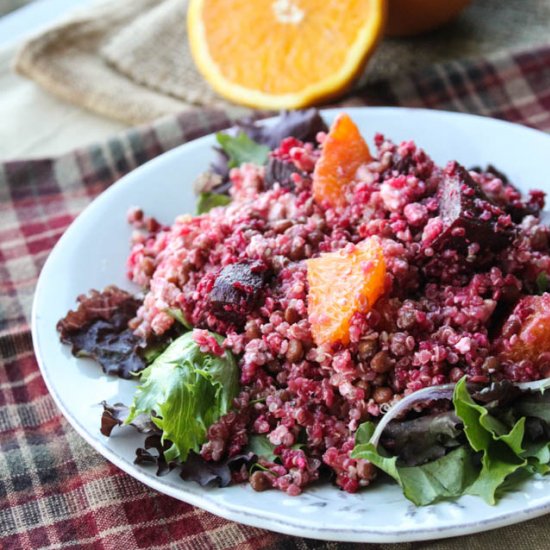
(1, 44), (550, 550)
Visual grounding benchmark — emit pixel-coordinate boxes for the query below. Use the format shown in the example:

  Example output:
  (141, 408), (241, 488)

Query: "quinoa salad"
(58, 110), (550, 506)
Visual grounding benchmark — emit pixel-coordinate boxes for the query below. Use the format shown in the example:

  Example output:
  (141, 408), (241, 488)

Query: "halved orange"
(312, 112), (373, 208)
(307, 237), (386, 346)
(187, 0), (387, 109)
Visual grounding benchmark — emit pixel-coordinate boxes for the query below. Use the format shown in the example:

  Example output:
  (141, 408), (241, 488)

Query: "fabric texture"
(1, 44), (550, 549)
(0, 42), (127, 161)
(13, 0), (550, 125)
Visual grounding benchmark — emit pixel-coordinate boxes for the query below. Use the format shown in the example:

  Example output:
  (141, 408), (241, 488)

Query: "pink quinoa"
(125, 127), (550, 495)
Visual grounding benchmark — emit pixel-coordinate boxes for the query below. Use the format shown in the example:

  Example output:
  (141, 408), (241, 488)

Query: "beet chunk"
(433, 162), (515, 254)
(471, 164), (543, 223)
(210, 261), (270, 323)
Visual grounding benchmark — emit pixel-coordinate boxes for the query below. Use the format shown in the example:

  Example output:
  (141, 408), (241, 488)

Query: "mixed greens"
(352, 378), (550, 505)
(125, 332), (239, 463)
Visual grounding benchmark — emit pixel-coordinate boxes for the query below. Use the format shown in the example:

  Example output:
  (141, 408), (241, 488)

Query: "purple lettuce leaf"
(179, 451), (256, 487)
(135, 434), (175, 476)
(57, 286), (146, 379)
(210, 109), (327, 187)
(236, 109), (328, 149)
(100, 402), (156, 437)
(380, 411), (464, 467)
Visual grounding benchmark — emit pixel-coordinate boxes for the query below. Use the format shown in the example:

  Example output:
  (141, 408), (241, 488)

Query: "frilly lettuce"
(124, 331), (239, 462)
(352, 377), (550, 506)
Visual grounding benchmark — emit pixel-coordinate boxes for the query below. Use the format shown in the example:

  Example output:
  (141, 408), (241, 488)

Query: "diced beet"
(210, 261), (270, 323)
(264, 157), (300, 190)
(472, 164), (543, 222)
(433, 162), (515, 254)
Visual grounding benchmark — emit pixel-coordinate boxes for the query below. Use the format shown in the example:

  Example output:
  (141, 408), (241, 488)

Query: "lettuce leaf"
(352, 378), (550, 506)
(453, 378), (526, 504)
(378, 411), (463, 466)
(216, 132), (270, 169)
(352, 422), (477, 506)
(124, 331), (239, 462)
(165, 307), (193, 330)
(513, 390), (550, 423)
(196, 192), (232, 215)
(248, 435), (278, 462)
(247, 434), (304, 462)
(57, 286), (146, 378)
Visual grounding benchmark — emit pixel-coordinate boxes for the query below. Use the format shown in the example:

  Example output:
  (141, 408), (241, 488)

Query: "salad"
(57, 110), (550, 505)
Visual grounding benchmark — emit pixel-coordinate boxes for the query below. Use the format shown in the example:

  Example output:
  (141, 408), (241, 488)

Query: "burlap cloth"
(13, 0), (550, 125)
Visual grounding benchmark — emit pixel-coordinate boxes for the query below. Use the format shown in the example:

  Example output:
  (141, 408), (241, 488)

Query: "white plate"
(32, 108), (550, 543)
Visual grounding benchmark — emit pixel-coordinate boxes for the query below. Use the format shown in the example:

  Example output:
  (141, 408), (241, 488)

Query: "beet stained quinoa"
(116, 114), (550, 496)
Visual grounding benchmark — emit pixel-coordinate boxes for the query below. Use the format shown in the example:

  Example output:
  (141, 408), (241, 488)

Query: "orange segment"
(187, 0), (386, 109)
(499, 294), (550, 365)
(312, 113), (372, 208)
(307, 237), (386, 346)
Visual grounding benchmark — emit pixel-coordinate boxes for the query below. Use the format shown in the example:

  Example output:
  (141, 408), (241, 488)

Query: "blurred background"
(1, 0), (549, 160)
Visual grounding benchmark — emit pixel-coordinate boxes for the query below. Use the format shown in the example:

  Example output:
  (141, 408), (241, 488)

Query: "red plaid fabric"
(1, 44), (549, 550)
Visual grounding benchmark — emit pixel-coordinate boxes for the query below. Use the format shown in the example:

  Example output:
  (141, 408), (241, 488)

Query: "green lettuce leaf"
(453, 378), (527, 504)
(248, 435), (278, 462)
(352, 379), (550, 507)
(247, 434), (304, 462)
(196, 192), (232, 215)
(165, 307), (193, 329)
(536, 272), (549, 294)
(352, 439), (477, 506)
(216, 132), (270, 169)
(513, 390), (550, 423)
(355, 421), (376, 445)
(125, 331), (239, 462)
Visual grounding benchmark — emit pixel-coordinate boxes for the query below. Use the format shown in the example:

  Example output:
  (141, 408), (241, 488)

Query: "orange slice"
(307, 237), (386, 346)
(187, 0), (387, 109)
(312, 113), (372, 208)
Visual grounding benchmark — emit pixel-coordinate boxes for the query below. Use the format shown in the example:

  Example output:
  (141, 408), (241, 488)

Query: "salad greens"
(196, 192), (232, 215)
(248, 435), (279, 463)
(216, 131), (270, 169)
(165, 307), (193, 329)
(453, 378), (526, 504)
(124, 331), (239, 462)
(352, 377), (550, 506)
(536, 271), (549, 294)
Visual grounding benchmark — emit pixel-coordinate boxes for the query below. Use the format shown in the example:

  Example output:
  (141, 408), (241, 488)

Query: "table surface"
(0, 0), (128, 161)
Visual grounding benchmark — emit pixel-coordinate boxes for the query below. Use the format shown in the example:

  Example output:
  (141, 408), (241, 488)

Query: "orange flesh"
(503, 294), (550, 363)
(307, 237), (386, 346)
(196, 0), (385, 96)
(312, 113), (372, 208)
